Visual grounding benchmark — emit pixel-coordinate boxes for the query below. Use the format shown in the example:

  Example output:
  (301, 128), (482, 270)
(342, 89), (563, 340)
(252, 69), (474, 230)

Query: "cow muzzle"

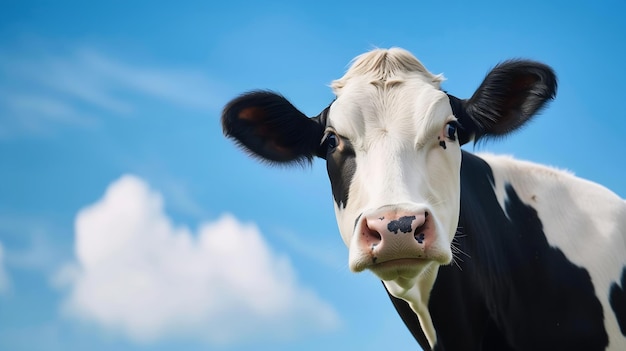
(349, 203), (446, 280)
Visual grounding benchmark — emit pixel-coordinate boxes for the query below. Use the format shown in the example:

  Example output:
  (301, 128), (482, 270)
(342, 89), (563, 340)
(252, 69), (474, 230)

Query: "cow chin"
(369, 258), (433, 281)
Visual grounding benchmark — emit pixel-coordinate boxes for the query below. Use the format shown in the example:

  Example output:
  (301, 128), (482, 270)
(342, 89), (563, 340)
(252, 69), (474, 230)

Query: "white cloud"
(0, 241), (10, 294)
(56, 175), (340, 344)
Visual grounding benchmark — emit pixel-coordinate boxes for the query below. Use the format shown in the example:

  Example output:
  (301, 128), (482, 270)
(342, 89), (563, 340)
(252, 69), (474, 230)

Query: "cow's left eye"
(445, 122), (458, 141)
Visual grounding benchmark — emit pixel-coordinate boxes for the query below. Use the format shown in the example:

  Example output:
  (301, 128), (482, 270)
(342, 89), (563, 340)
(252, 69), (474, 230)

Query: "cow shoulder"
(477, 153), (626, 349)
(478, 152), (626, 265)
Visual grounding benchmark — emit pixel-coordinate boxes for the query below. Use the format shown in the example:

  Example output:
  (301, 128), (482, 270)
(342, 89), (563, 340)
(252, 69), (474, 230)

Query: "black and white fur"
(222, 48), (626, 350)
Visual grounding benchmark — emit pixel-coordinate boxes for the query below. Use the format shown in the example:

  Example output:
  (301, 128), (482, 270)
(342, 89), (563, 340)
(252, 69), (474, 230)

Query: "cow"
(221, 48), (626, 350)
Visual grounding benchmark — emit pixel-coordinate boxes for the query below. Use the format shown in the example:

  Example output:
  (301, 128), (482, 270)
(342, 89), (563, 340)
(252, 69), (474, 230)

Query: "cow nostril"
(372, 230), (382, 241)
(414, 222), (427, 244)
(368, 229), (382, 243)
(414, 231), (425, 244)
(362, 223), (383, 250)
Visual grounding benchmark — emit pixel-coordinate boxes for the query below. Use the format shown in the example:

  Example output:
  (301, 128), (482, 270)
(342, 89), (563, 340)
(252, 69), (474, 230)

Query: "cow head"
(222, 48), (556, 293)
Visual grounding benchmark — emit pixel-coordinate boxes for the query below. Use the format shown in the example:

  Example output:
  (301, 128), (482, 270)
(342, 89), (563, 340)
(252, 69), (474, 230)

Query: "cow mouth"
(368, 258), (431, 280)
(373, 257), (427, 267)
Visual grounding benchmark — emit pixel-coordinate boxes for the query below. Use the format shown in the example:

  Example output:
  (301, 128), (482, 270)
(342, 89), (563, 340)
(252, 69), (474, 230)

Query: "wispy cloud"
(0, 214), (70, 276)
(0, 42), (223, 138)
(122, 161), (211, 220)
(0, 242), (10, 294)
(0, 91), (99, 138)
(55, 175), (340, 344)
(273, 227), (346, 270)
(76, 49), (219, 111)
(156, 177), (209, 219)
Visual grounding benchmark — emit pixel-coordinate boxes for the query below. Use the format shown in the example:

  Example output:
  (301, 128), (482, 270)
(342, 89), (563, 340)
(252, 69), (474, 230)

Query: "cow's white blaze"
(327, 49), (461, 287)
(324, 49), (463, 345)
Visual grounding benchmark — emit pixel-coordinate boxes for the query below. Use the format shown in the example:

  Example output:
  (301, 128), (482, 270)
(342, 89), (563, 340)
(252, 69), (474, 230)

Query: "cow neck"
(383, 265), (441, 349)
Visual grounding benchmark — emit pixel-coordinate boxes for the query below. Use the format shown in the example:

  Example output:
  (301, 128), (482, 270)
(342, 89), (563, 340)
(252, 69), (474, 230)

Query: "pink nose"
(357, 207), (432, 263)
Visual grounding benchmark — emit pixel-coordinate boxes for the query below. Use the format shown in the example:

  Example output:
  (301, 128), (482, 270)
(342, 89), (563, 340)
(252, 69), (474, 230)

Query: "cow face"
(222, 48), (556, 287)
(323, 60), (461, 282)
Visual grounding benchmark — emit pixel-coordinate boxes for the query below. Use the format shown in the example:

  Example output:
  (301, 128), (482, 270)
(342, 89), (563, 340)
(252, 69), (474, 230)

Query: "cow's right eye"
(326, 133), (339, 150)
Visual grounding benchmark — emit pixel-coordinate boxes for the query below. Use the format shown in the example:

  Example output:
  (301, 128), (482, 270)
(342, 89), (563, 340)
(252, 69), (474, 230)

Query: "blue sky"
(1, 1), (625, 350)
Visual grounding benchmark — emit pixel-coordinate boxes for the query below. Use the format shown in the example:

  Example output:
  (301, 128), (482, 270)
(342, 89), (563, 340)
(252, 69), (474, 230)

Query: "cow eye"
(326, 133), (339, 150)
(445, 122), (458, 141)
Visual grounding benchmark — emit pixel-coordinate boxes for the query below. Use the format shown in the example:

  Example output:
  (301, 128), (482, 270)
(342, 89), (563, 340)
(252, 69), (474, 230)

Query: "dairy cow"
(222, 48), (626, 350)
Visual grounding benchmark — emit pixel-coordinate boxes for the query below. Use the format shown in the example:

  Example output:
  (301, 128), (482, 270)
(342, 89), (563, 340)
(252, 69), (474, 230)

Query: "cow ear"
(222, 91), (326, 165)
(450, 60), (557, 144)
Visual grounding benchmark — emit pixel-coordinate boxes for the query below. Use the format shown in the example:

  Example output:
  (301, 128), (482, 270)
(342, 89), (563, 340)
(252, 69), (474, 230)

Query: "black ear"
(450, 60), (557, 144)
(221, 91), (326, 165)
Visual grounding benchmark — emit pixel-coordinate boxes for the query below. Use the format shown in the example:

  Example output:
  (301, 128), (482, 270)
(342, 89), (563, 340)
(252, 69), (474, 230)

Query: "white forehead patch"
(328, 75), (451, 153)
(327, 48), (448, 146)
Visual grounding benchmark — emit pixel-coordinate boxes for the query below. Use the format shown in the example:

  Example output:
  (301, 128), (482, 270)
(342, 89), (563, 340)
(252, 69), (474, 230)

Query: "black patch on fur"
(448, 95), (473, 145)
(387, 216), (416, 234)
(326, 135), (356, 208)
(609, 266), (626, 336)
(439, 140), (447, 150)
